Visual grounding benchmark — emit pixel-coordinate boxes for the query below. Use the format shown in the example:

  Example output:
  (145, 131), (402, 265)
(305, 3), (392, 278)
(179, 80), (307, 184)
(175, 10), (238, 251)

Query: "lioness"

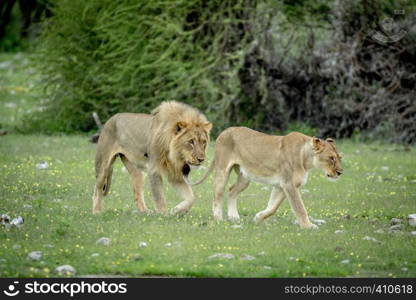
(186, 127), (343, 228)
(92, 101), (212, 215)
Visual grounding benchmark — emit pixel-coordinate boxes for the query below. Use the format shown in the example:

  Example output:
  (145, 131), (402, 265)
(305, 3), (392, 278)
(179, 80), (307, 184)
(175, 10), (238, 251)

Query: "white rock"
(164, 243), (172, 247)
(340, 259), (350, 264)
(362, 236), (380, 243)
(1, 214), (10, 224)
(390, 218), (402, 225)
(36, 161), (49, 170)
(55, 265), (76, 276)
(241, 254), (256, 261)
(96, 237), (111, 246)
(408, 214), (416, 227)
(230, 224), (243, 229)
(311, 218), (326, 226)
(410, 231), (416, 236)
(43, 244), (54, 248)
(401, 267), (408, 272)
(263, 266), (272, 270)
(257, 251), (266, 256)
(91, 253), (100, 257)
(23, 204), (32, 210)
(389, 224), (403, 232)
(381, 166), (389, 171)
(138, 242), (148, 248)
(27, 251), (42, 261)
(12, 244), (21, 250)
(334, 230), (345, 234)
(10, 216), (24, 227)
(374, 229), (385, 234)
(208, 253), (235, 260)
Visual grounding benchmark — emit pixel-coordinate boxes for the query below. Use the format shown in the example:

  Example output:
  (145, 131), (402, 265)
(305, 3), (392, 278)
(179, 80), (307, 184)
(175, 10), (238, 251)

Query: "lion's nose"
(336, 170), (343, 176)
(197, 158), (204, 163)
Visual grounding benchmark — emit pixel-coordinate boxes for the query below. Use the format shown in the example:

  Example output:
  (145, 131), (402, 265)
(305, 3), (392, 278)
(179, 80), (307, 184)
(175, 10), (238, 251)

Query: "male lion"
(92, 101), (212, 215)
(186, 127), (343, 229)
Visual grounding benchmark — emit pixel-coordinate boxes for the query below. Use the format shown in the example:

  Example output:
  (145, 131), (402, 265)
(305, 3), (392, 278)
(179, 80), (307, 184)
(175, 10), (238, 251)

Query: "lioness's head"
(311, 137), (343, 180)
(171, 120), (212, 174)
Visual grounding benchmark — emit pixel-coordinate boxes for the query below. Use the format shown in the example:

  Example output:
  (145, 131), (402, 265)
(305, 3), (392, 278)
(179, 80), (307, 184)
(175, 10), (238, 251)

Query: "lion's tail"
(184, 157), (215, 186)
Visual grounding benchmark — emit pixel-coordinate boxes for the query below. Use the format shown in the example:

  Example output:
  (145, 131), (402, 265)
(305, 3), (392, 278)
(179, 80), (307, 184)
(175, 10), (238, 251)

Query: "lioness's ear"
(203, 122), (212, 133)
(311, 137), (324, 153)
(326, 138), (335, 143)
(175, 121), (188, 134)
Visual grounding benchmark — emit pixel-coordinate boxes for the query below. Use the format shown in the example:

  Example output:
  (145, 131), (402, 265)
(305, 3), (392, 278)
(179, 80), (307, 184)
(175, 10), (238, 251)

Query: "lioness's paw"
(170, 207), (189, 216)
(308, 223), (319, 229)
(134, 208), (154, 215)
(227, 215), (241, 223)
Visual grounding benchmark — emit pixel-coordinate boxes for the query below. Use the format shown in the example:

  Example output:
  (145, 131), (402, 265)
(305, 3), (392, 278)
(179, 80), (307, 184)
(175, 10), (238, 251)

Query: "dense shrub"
(24, 0), (257, 133)
(24, 0), (416, 143)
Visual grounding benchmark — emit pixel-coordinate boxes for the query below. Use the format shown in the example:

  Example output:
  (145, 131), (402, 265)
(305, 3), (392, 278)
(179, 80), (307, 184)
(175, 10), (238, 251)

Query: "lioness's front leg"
(170, 182), (194, 216)
(254, 186), (285, 224)
(149, 173), (167, 214)
(282, 183), (317, 229)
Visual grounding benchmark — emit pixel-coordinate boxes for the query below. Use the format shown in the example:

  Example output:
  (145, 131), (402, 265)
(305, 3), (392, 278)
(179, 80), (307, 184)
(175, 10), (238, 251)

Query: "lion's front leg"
(170, 182), (194, 216)
(282, 183), (318, 229)
(149, 173), (167, 214)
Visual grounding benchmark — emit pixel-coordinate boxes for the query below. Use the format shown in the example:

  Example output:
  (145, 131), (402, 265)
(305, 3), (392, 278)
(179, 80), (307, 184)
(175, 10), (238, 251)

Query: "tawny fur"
(92, 101), (212, 215)
(187, 127), (343, 228)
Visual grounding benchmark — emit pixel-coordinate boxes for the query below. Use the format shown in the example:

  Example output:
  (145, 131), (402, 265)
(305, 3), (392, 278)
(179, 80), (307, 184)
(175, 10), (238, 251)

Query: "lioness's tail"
(184, 158), (215, 186)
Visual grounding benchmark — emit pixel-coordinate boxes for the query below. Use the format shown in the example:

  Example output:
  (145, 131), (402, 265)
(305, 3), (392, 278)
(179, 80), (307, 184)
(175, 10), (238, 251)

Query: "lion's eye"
(330, 156), (335, 162)
(188, 140), (194, 146)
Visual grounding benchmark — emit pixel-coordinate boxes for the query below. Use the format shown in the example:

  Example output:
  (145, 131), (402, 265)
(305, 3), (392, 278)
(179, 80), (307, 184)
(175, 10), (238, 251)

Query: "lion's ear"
(326, 138), (335, 143)
(175, 121), (188, 134)
(203, 122), (212, 133)
(311, 137), (324, 153)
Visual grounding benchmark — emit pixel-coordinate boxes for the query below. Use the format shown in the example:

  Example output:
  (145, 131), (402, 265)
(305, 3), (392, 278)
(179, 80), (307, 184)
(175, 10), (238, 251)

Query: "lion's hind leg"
(92, 149), (118, 214)
(120, 154), (149, 213)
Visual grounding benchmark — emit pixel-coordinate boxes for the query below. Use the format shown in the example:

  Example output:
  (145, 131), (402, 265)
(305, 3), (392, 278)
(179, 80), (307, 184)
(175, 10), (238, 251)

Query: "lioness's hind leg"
(120, 155), (149, 213)
(213, 166), (232, 221)
(254, 186), (285, 224)
(227, 172), (250, 222)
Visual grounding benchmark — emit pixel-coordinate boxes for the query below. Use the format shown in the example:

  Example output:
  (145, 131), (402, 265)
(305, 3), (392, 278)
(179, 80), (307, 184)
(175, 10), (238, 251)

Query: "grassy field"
(0, 53), (415, 278)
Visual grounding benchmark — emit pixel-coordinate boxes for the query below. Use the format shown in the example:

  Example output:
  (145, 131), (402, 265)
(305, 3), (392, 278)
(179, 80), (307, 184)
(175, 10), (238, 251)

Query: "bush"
(25, 0), (259, 133)
(25, 0), (416, 143)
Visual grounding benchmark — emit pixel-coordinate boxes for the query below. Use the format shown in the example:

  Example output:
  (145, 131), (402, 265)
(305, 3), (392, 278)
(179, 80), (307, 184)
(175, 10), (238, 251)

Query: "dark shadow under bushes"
(22, 0), (416, 143)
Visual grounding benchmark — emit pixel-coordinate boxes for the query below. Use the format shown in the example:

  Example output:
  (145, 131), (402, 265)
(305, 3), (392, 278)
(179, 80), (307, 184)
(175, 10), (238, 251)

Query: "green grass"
(0, 53), (415, 278)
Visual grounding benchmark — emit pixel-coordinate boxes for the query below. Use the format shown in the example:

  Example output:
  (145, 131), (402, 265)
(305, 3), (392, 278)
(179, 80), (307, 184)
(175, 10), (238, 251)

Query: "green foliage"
(0, 5), (26, 52)
(29, 0), (258, 133)
(286, 122), (317, 137)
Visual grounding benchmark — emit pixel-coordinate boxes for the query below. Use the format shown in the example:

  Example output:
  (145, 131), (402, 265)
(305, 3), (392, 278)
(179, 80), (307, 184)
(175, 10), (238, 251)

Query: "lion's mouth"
(326, 173), (339, 181)
(182, 164), (191, 176)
